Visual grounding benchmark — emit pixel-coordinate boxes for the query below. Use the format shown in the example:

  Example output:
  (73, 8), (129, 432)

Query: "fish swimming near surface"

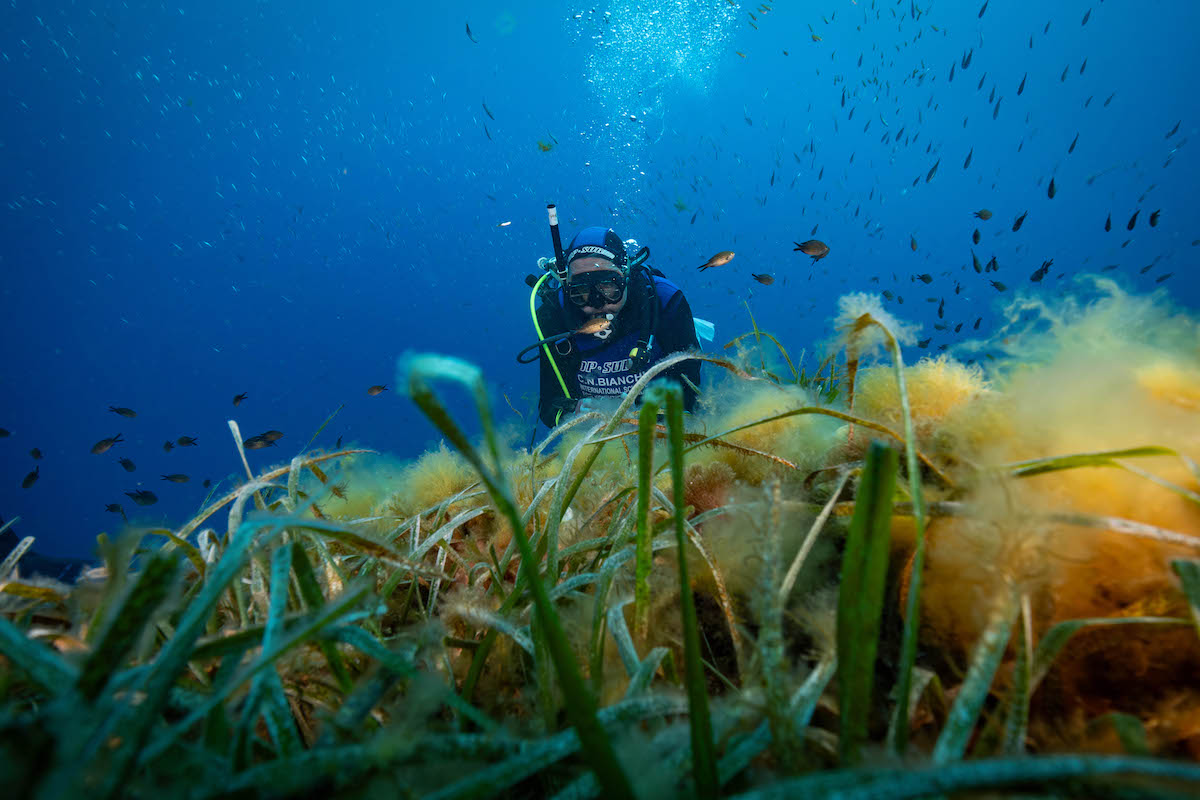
(368, 384), (388, 396)
(161, 473), (190, 483)
(232, 392), (248, 406)
(974, 209), (992, 220)
(793, 240), (830, 261)
(698, 251), (735, 270)
(751, 273), (775, 285)
(91, 434), (124, 454)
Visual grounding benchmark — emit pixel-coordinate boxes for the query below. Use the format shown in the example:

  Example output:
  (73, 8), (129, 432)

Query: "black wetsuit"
(536, 270), (702, 428)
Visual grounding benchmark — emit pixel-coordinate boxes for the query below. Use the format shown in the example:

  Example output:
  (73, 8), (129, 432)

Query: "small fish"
(963, 148), (973, 169)
(1081, 8), (1090, 25)
(108, 406), (137, 418)
(496, 220), (511, 227)
(177, 436), (198, 446)
(972, 251), (982, 273)
(242, 435), (275, 450)
(1166, 121), (1181, 138)
(465, 22), (477, 43)
(21, 466), (39, 489)
(974, 317), (982, 330)
(918, 337), (932, 348)
(910, 235), (918, 252)
(1012, 210), (1028, 232)
(1068, 133), (1079, 154)
(484, 124), (491, 141)
(1030, 259), (1052, 282)
(990, 280), (1007, 291)
(698, 250), (735, 270)
(232, 392), (248, 406)
(1155, 272), (1173, 284)
(882, 290), (895, 301)
(1017, 73), (1027, 95)
(978, 1), (988, 18)
(125, 489), (158, 506)
(1149, 209), (1161, 227)
(261, 430), (285, 442)
(105, 503), (127, 521)
(1105, 213), (1112, 232)
(916, 273), (933, 284)
(794, 240), (830, 261)
(972, 229), (981, 244)
(1047, 178), (1056, 199)
(986, 256), (998, 272)
(30, 448), (42, 460)
(202, 478), (211, 488)
(576, 317), (612, 336)
(751, 273), (775, 285)
(1127, 210), (1139, 231)
(482, 101), (495, 120)
(91, 434), (124, 454)
(974, 209), (992, 220)
(161, 473), (190, 483)
(537, 140), (553, 152)
(0, 428), (8, 437)
(926, 159), (939, 183)
(955, 323), (963, 333)
(367, 384), (389, 396)
(937, 298), (945, 319)
(118, 457), (136, 472)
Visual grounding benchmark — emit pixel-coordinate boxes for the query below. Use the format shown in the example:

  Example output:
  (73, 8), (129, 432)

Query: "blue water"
(1, 0), (1197, 562)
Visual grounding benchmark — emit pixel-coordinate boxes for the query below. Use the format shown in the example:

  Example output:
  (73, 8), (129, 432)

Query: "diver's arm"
(538, 350), (570, 427)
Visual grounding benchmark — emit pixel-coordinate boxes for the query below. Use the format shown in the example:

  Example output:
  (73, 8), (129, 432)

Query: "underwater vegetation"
(2, 282), (1200, 798)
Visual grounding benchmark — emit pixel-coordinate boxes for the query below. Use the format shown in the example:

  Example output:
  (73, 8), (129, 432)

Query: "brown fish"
(751, 273), (775, 285)
(21, 466), (39, 488)
(910, 235), (918, 252)
(261, 430), (285, 442)
(108, 406), (137, 418)
(125, 489), (158, 506)
(161, 473), (190, 483)
(91, 433), (124, 454)
(242, 435), (275, 450)
(793, 240), (830, 261)
(697, 250), (735, 271)
(177, 436), (198, 447)
(974, 209), (993, 220)
(367, 384), (389, 396)
(576, 317), (612, 336)
(972, 229), (981, 244)
(232, 392), (249, 406)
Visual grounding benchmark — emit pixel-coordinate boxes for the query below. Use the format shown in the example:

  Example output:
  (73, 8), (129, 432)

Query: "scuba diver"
(518, 205), (704, 429)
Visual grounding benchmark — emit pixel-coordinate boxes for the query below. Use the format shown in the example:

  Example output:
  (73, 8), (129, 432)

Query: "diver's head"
(565, 226), (628, 315)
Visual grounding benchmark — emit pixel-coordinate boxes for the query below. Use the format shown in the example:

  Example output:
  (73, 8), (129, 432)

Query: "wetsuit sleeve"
(655, 290), (703, 412)
(537, 304), (574, 428)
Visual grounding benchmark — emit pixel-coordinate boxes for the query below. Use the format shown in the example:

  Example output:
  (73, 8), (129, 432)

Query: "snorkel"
(547, 203), (569, 282)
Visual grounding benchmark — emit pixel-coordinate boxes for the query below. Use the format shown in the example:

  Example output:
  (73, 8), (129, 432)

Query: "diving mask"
(567, 271), (626, 307)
